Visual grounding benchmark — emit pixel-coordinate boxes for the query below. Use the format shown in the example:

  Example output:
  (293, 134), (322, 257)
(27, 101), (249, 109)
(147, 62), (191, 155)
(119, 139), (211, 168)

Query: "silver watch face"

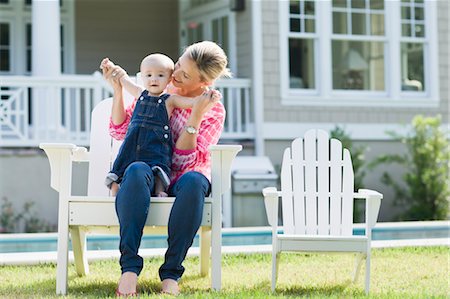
(186, 126), (197, 134)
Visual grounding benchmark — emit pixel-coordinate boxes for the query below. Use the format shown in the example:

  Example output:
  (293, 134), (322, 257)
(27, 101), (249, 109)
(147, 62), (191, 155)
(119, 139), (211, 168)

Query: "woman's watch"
(184, 125), (198, 134)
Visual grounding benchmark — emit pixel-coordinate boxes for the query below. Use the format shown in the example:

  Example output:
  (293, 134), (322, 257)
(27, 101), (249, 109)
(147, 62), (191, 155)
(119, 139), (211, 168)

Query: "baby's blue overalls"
(107, 90), (172, 190)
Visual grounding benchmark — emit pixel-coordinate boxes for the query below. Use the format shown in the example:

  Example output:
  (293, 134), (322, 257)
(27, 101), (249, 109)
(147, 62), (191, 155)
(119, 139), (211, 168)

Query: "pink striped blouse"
(109, 99), (225, 184)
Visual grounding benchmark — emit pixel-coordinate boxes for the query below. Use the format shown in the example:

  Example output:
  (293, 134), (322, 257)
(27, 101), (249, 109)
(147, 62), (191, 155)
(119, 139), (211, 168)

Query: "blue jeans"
(115, 161), (210, 280)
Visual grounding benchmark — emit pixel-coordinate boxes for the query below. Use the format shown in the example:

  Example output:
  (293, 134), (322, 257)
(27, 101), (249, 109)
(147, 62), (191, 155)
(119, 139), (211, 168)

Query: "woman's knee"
(176, 171), (210, 196)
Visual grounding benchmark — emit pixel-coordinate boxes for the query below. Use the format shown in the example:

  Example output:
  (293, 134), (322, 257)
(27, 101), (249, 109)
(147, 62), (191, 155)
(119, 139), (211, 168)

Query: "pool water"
(0, 222), (448, 254)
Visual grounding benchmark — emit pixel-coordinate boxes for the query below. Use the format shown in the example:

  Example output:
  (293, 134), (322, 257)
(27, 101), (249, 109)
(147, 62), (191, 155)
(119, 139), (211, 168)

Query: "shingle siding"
(75, 0), (179, 75)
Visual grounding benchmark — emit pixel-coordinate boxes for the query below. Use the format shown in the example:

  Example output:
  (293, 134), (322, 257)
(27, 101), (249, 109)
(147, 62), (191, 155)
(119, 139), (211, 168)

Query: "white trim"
(252, 0), (264, 155)
(263, 122), (412, 141)
(278, 0), (440, 108)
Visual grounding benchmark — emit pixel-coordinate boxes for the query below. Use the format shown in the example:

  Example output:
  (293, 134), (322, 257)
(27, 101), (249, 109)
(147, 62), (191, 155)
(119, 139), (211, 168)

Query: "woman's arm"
(175, 90), (221, 150)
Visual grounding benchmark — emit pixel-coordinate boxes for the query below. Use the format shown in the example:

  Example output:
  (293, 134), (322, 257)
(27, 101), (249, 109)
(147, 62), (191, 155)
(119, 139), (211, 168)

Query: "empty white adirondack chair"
(262, 129), (382, 294)
(40, 96), (241, 295)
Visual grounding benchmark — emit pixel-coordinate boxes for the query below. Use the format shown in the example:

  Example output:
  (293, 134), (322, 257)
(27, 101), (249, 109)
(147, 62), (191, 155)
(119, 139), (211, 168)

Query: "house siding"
(235, 4), (252, 78)
(261, 0), (449, 125)
(75, 0), (179, 75)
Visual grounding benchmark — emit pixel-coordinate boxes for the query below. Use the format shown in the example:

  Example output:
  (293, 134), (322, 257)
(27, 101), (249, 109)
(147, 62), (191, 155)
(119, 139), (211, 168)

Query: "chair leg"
(70, 226), (89, 276)
(199, 227), (211, 277)
(56, 203), (70, 295)
(352, 253), (364, 283)
(271, 252), (280, 292)
(365, 252), (371, 294)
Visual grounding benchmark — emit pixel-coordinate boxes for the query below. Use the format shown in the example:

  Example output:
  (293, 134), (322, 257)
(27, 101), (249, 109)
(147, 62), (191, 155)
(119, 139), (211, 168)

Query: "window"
(331, 0), (385, 91)
(0, 22), (10, 71)
(288, 0), (316, 89)
(279, 0), (439, 106)
(400, 0), (425, 92)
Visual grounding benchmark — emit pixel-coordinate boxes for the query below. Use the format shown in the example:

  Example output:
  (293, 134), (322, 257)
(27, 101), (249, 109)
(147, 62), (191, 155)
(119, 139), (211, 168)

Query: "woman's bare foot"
(161, 278), (179, 296)
(116, 272), (138, 297)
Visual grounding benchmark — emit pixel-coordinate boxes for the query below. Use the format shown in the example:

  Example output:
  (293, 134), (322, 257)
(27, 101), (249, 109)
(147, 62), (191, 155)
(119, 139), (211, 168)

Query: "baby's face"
(140, 60), (173, 96)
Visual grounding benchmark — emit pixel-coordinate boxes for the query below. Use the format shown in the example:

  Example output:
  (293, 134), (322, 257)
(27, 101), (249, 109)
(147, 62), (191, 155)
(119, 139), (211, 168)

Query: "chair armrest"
(354, 189), (383, 230)
(262, 187), (281, 227)
(209, 144), (242, 196)
(39, 143), (78, 192)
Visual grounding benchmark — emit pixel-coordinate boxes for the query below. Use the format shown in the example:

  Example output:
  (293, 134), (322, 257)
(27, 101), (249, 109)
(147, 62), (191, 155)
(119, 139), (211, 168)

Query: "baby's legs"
(154, 177), (168, 197)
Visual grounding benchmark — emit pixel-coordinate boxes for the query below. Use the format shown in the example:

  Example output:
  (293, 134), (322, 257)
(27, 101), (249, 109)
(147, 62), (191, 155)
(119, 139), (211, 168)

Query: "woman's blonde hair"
(184, 41), (232, 82)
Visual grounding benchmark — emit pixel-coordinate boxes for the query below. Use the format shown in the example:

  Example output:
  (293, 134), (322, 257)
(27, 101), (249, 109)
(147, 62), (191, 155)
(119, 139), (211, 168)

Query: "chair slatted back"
(87, 89), (134, 196)
(281, 129), (354, 236)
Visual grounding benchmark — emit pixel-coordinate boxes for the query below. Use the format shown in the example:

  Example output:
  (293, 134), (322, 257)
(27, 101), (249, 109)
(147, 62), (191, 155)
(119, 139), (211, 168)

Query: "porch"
(0, 74), (254, 147)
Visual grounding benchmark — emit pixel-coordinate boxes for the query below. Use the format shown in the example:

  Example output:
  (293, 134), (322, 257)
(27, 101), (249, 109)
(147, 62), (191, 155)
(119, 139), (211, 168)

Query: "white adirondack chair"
(262, 129), (382, 294)
(40, 97), (241, 295)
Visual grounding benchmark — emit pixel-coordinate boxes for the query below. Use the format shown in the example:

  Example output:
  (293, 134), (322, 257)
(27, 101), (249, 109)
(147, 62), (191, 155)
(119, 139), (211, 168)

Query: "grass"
(0, 246), (448, 298)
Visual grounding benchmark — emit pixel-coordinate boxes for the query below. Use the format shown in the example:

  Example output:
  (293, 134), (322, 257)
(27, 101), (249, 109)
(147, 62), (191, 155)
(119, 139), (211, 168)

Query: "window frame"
(279, 0), (440, 107)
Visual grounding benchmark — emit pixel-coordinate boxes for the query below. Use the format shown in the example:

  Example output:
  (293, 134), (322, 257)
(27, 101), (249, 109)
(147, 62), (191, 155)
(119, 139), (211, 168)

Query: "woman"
(103, 41), (231, 296)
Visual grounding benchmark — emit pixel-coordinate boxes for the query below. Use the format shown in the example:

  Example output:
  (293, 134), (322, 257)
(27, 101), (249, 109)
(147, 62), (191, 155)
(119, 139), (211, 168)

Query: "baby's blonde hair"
(184, 41), (232, 82)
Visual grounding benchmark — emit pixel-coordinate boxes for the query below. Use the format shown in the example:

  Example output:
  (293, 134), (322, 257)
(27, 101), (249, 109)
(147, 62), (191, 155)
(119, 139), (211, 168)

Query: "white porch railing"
(0, 74), (253, 147)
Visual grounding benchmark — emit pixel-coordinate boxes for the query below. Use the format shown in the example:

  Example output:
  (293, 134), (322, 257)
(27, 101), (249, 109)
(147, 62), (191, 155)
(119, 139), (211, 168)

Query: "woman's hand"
(191, 90), (221, 118)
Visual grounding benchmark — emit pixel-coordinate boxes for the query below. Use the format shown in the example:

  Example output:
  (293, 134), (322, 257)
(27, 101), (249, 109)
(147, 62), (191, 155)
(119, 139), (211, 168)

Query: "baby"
(101, 54), (218, 197)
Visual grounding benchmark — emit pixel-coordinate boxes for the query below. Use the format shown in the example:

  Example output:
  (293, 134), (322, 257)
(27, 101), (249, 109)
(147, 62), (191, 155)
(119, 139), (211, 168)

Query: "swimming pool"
(0, 221), (448, 254)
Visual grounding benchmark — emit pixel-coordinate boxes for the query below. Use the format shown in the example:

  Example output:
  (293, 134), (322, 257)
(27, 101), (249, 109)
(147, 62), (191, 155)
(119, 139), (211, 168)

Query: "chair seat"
(277, 234), (368, 253)
(69, 196), (213, 227)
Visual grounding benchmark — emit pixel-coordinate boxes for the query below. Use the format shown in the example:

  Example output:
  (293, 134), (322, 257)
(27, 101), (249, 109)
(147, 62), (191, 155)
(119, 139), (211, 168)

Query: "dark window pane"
(289, 38), (315, 89)
(304, 1), (315, 15)
(0, 0), (10, 4)
(332, 0), (347, 8)
(26, 50), (31, 72)
(0, 49), (10, 71)
(415, 24), (425, 37)
(370, 0), (384, 10)
(290, 0), (300, 14)
(0, 23), (10, 46)
(351, 0), (365, 9)
(402, 24), (411, 36)
(26, 24), (31, 46)
(333, 12), (347, 34)
(352, 13), (366, 35)
(415, 7), (424, 20)
(401, 6), (411, 20)
(290, 18), (301, 32)
(401, 42), (425, 91)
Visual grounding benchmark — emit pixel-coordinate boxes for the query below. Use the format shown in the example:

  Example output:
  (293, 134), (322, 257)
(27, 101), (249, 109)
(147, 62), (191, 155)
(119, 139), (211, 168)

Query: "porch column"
(32, 0), (61, 75)
(251, 0), (264, 155)
(32, 0), (61, 139)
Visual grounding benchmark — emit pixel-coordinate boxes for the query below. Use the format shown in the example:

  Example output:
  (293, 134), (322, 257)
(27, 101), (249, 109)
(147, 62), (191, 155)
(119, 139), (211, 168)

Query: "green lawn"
(0, 246), (448, 298)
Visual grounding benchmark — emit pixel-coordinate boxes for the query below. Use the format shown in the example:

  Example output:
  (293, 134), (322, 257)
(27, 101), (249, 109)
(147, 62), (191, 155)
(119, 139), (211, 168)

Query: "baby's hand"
(100, 58), (115, 71)
(156, 191), (168, 197)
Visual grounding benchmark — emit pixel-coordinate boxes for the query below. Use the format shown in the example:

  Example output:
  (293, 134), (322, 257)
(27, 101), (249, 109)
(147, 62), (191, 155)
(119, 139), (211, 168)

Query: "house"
(0, 0), (448, 229)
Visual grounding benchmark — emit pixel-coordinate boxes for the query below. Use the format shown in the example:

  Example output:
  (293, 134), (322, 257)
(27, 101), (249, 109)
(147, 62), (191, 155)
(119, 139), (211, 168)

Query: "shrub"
(0, 197), (55, 233)
(370, 115), (449, 220)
